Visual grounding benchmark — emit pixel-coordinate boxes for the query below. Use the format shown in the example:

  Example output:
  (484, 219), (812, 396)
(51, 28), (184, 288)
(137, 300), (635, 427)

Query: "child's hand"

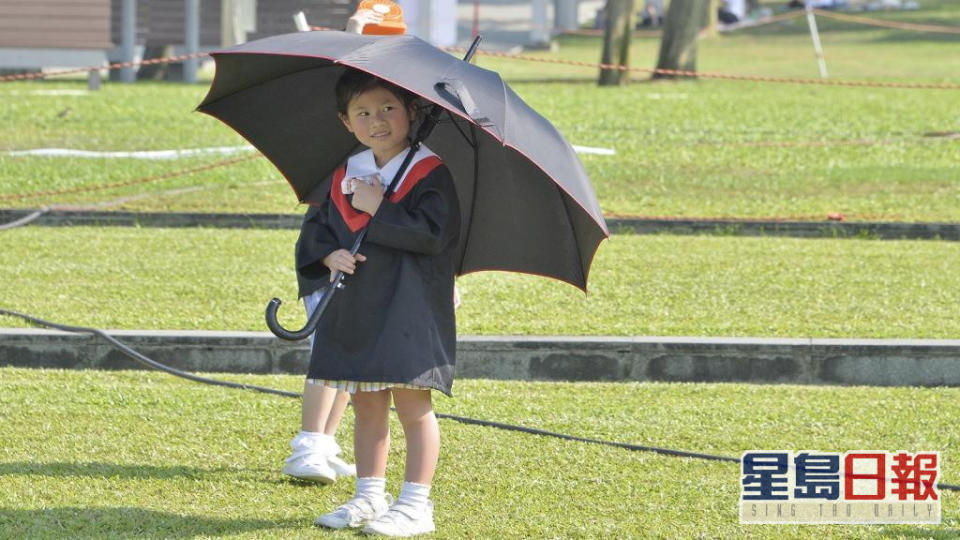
(323, 249), (367, 281)
(350, 175), (384, 215)
(345, 9), (384, 34)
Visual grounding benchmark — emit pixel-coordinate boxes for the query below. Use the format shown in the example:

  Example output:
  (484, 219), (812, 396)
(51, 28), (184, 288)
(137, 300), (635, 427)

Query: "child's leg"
(301, 380), (340, 432)
(315, 391), (393, 529)
(351, 389), (391, 478)
(361, 388), (438, 536)
(391, 388), (439, 485)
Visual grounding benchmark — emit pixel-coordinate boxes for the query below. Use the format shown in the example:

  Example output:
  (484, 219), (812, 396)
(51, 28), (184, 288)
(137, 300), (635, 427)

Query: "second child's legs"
(284, 289), (355, 482)
(301, 380), (350, 434)
(283, 381), (355, 482)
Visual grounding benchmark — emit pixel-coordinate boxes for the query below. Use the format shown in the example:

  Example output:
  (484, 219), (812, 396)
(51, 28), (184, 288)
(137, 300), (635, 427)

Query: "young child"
(297, 69), (461, 537)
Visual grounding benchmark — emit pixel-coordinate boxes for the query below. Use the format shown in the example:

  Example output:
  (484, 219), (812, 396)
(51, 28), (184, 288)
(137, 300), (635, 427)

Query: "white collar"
(345, 145), (437, 193)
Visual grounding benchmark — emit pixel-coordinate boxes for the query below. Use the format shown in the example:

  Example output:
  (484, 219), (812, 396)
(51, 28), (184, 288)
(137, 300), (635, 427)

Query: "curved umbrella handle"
(265, 232), (363, 341)
(265, 296), (318, 341)
(264, 269), (346, 340)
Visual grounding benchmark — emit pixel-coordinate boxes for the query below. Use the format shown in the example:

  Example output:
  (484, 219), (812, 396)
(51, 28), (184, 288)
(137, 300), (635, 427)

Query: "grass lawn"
(1, 6), (958, 221)
(1, 227), (959, 338)
(1, 368), (958, 539)
(2, 7), (959, 539)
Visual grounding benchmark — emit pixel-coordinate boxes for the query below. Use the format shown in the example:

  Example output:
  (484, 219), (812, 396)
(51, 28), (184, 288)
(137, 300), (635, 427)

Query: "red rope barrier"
(2, 29), (957, 90)
(0, 52), (208, 83)
(455, 48), (960, 90)
(813, 8), (960, 34)
(0, 154), (261, 202)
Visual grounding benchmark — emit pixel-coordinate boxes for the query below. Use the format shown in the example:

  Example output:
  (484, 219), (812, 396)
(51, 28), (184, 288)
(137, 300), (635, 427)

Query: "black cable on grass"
(0, 308), (299, 398)
(3, 307), (959, 493)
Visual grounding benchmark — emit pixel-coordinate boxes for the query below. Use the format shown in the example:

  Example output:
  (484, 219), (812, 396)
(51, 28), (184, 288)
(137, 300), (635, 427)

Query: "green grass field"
(2, 228), (959, 338)
(1, 368), (958, 539)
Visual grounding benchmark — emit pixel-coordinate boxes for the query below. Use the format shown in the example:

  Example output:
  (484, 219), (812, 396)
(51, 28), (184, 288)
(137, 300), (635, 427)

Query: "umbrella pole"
(265, 36), (483, 341)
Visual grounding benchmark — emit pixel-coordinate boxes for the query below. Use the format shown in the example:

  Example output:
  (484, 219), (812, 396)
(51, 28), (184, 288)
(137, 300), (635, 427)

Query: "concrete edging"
(2, 329), (960, 386)
(2, 209), (958, 240)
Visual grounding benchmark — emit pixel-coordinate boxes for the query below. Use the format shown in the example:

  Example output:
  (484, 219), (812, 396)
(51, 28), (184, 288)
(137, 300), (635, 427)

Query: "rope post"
(530, 0), (551, 47)
(805, 1), (828, 79)
(120, 0), (137, 83)
(87, 68), (102, 91)
(184, 0), (200, 83)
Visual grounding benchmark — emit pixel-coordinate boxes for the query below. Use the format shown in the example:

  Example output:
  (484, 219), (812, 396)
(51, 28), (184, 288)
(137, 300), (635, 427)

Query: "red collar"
(331, 156), (442, 232)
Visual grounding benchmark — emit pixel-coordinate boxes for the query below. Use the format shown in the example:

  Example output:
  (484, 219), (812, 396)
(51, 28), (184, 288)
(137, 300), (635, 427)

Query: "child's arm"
(364, 166), (460, 256)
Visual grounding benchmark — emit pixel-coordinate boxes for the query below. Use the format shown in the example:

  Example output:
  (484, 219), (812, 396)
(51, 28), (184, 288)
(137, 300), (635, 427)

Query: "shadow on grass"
(0, 461), (270, 480)
(0, 506), (294, 539)
(0, 461), (339, 489)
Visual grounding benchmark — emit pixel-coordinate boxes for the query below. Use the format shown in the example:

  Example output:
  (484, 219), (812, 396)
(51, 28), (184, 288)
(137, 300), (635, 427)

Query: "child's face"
(339, 86), (415, 166)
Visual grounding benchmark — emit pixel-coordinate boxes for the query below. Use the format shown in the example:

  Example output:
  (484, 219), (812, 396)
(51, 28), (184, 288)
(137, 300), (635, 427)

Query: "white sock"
(397, 481), (431, 510)
(296, 431), (338, 453)
(356, 477), (387, 501)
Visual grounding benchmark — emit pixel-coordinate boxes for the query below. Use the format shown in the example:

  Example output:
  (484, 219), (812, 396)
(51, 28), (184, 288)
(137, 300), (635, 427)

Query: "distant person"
(719, 1), (740, 23)
(640, 0), (665, 27)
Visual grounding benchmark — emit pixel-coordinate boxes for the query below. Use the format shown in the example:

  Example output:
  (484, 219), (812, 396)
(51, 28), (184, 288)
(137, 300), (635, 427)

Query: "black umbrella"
(197, 31), (608, 333)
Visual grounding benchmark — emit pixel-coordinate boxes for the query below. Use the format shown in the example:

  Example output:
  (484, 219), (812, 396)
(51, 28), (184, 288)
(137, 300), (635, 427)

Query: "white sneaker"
(282, 451), (336, 483)
(362, 501), (435, 537)
(328, 453), (357, 477)
(283, 433), (338, 483)
(315, 494), (394, 529)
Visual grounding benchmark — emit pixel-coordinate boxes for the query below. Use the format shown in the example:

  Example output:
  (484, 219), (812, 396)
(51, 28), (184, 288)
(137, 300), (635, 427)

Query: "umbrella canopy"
(198, 31), (608, 290)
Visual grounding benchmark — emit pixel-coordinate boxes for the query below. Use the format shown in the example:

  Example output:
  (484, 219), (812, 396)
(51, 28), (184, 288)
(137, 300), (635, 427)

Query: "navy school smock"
(295, 147), (461, 396)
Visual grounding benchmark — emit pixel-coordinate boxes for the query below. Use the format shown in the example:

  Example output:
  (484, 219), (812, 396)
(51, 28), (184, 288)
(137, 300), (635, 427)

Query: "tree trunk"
(598, 0), (636, 86)
(653, 0), (709, 79)
(702, 0), (719, 37)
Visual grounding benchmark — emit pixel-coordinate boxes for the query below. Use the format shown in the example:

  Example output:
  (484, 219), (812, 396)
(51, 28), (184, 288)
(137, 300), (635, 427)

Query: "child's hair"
(335, 69), (419, 115)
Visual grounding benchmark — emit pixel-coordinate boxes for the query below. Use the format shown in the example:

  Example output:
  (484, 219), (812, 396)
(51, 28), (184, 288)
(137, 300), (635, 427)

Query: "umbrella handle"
(264, 232), (363, 340)
(264, 272), (345, 341)
(265, 296), (318, 341)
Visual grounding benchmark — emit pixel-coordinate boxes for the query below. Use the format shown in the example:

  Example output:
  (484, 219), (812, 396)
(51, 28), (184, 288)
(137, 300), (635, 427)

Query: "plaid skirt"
(306, 379), (431, 394)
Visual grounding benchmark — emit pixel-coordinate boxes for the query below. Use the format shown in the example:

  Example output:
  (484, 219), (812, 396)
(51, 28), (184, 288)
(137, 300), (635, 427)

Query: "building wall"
(247, 0), (357, 41)
(0, 0), (111, 49)
(105, 0), (357, 48)
(110, 0), (221, 46)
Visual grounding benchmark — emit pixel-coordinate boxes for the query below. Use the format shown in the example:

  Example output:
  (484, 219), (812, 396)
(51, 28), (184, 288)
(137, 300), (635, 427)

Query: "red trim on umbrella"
(330, 155), (443, 232)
